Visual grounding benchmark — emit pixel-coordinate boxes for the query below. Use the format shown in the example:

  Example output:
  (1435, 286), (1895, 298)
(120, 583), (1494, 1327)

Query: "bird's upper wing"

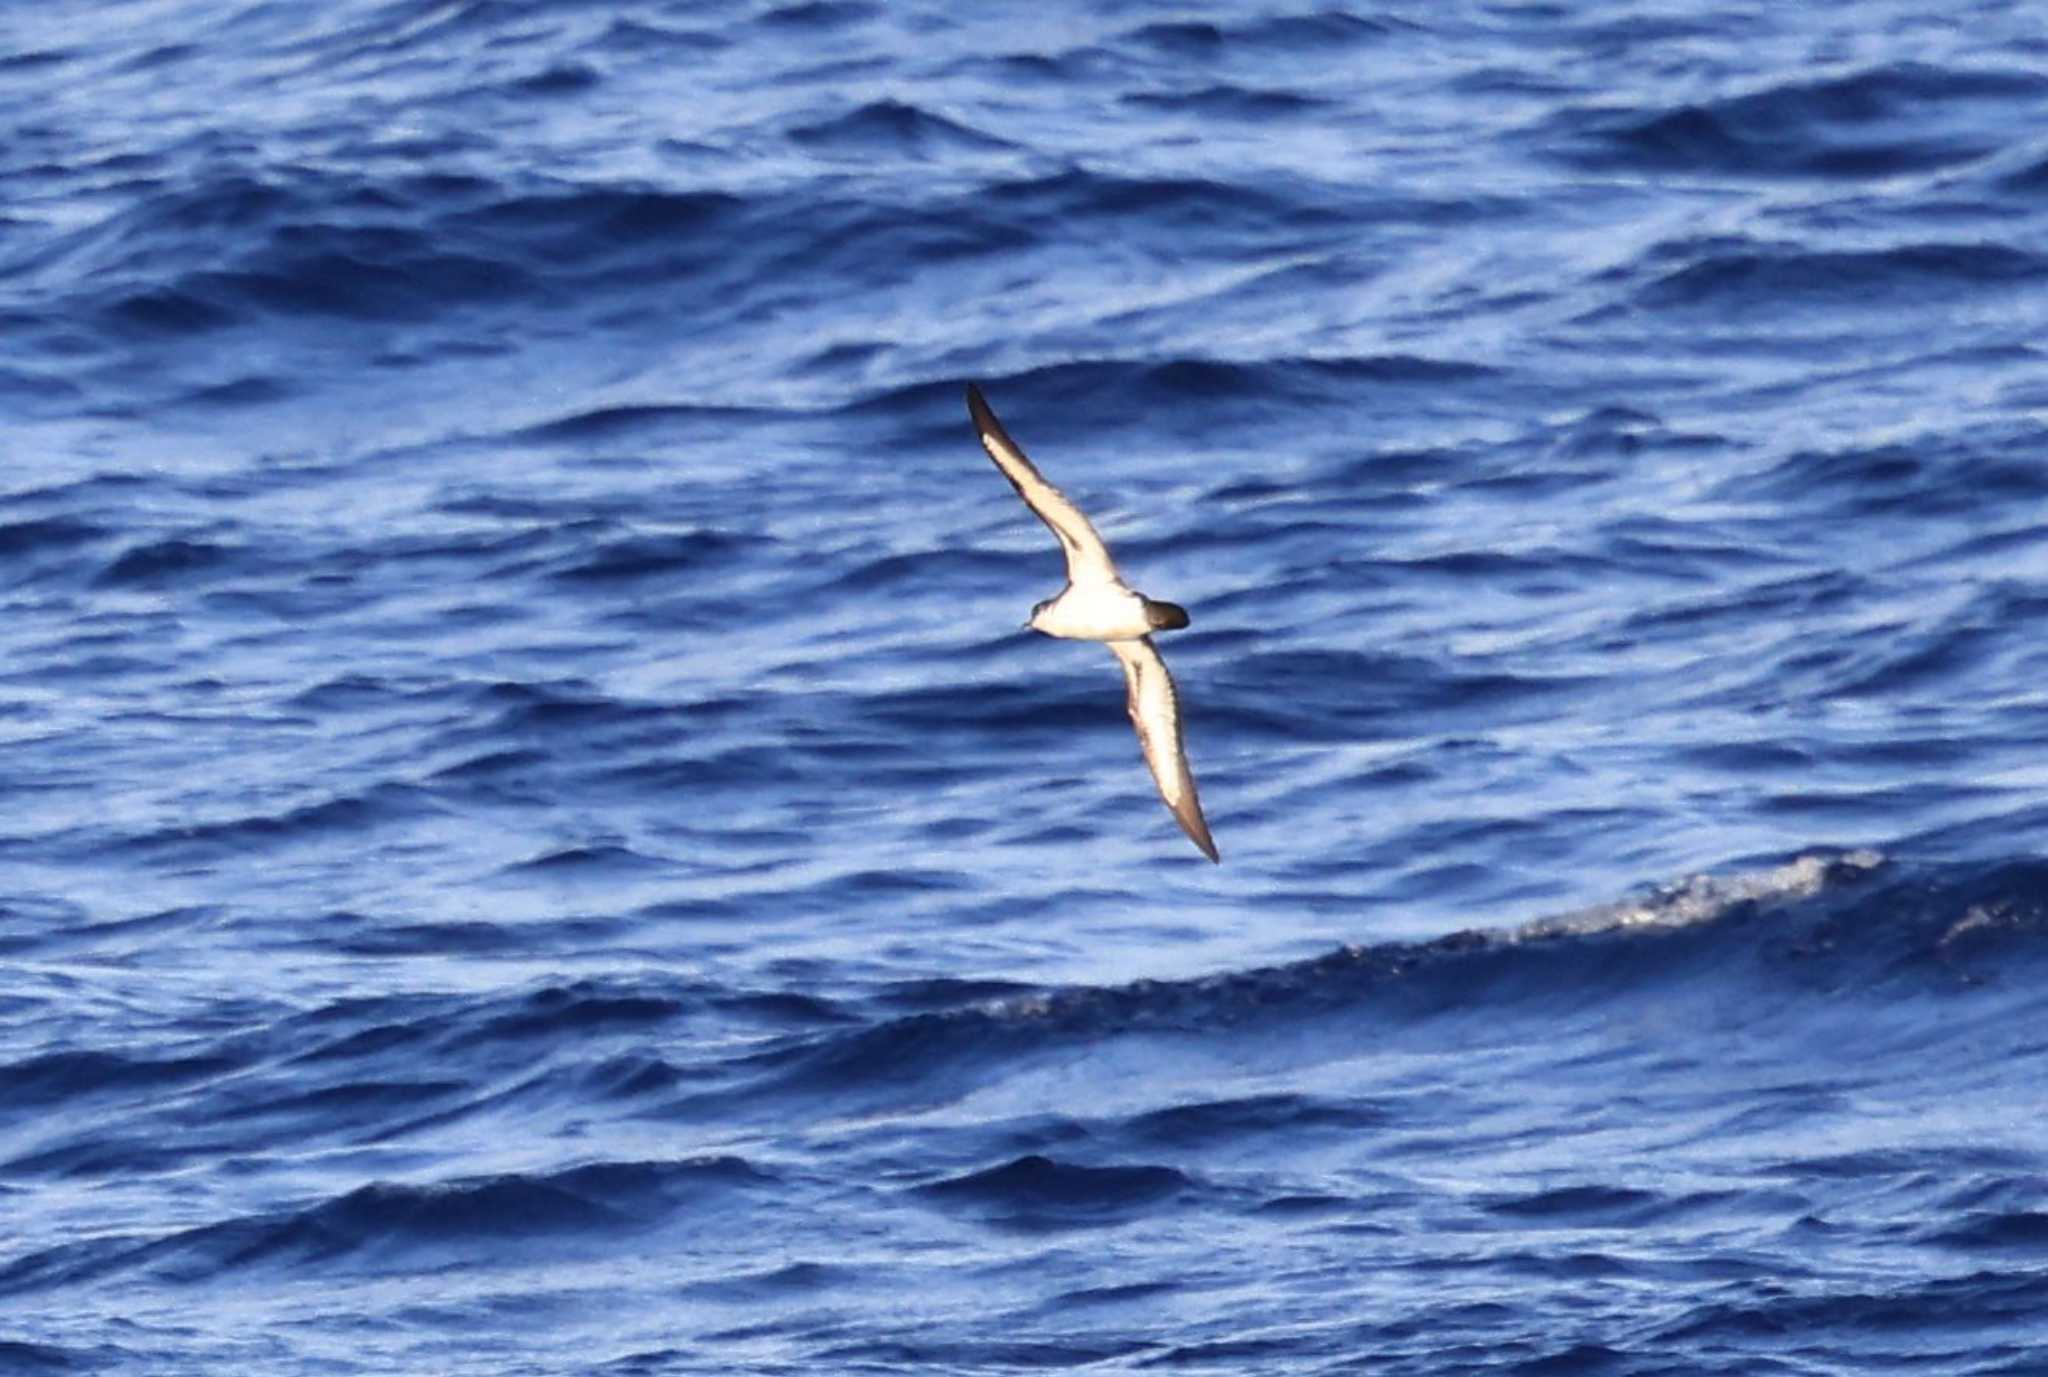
(967, 383), (1120, 587)
(1108, 637), (1219, 862)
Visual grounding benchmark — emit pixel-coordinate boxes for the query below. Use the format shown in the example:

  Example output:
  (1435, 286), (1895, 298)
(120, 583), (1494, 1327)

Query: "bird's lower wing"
(967, 384), (1121, 587)
(1109, 637), (1219, 862)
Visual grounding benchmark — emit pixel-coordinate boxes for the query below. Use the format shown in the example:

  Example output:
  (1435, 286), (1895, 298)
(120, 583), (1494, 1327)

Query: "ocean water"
(5, 0), (2048, 1372)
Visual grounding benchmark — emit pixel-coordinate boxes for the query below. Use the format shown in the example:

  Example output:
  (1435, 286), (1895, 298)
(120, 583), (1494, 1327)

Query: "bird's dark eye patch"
(1144, 600), (1190, 631)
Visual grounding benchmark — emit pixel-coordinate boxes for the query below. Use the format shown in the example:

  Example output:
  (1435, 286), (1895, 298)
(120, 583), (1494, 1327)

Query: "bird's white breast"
(1033, 581), (1153, 641)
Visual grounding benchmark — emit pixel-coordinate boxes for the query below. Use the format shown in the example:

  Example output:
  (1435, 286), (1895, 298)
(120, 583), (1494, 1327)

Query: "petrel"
(967, 383), (1219, 862)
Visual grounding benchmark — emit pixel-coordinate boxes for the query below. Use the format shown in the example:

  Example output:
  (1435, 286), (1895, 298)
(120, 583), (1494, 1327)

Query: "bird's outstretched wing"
(1108, 637), (1219, 862)
(967, 383), (1120, 588)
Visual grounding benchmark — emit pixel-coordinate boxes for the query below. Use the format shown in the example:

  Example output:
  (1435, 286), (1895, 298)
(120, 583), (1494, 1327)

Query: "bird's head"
(1025, 598), (1054, 634)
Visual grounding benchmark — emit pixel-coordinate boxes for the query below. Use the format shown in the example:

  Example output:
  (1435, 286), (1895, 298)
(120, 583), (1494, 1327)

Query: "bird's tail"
(1143, 599), (1190, 630)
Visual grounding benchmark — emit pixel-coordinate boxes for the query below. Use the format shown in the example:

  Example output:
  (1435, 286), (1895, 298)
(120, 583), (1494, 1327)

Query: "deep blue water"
(5, 1), (2048, 1372)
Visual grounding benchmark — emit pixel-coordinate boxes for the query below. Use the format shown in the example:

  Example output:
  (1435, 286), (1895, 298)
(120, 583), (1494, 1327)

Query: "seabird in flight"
(967, 383), (1219, 862)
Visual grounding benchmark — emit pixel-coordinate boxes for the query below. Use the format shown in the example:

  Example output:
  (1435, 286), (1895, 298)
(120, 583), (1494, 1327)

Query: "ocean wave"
(508, 401), (769, 442)
(1544, 61), (2048, 178)
(1119, 1091), (1389, 1146)
(32, 167), (755, 350)
(863, 353), (1496, 431)
(0, 1048), (244, 1114)
(788, 99), (1016, 157)
(116, 782), (445, 859)
(1650, 1269), (2048, 1345)
(1122, 84), (1334, 120)
(504, 843), (669, 875)
(94, 535), (240, 587)
(1121, 11), (1402, 56)
(919, 1154), (1194, 1231)
(648, 852), (2048, 1125)
(0, 1339), (81, 1373)
(1715, 436), (2048, 517)
(1635, 241), (2048, 311)
(0, 1156), (773, 1294)
(0, 515), (109, 557)
(545, 530), (754, 584)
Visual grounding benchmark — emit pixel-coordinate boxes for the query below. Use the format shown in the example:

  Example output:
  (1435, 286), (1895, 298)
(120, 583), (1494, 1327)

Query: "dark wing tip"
(965, 383), (1032, 470)
(966, 384), (1020, 461)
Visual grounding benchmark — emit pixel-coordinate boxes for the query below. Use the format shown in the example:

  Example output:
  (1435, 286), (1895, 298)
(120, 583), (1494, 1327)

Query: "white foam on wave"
(1519, 848), (1889, 941)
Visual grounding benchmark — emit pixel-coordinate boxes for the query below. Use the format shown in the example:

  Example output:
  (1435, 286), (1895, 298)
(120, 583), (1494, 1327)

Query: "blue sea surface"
(5, 1), (2048, 1372)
